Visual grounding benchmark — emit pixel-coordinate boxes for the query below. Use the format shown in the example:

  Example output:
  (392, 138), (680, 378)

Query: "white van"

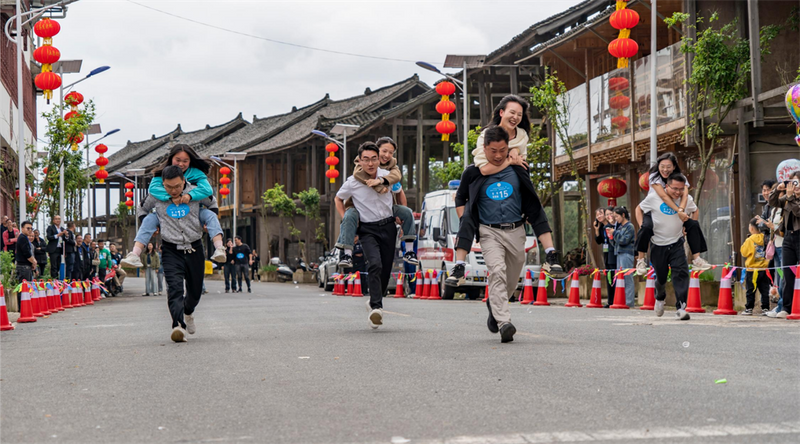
(417, 180), (540, 300)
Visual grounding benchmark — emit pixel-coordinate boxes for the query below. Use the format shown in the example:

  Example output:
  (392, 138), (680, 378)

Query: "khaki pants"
(480, 224), (526, 327)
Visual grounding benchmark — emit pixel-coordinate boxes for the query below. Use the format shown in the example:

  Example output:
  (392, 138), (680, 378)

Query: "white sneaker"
(766, 309), (779, 318)
(655, 300), (666, 317)
(171, 326), (188, 342)
(211, 246), (227, 263)
(368, 309), (383, 329)
(676, 303), (690, 321)
(776, 311), (789, 319)
(184, 313), (196, 334)
(692, 257), (712, 272)
(635, 258), (649, 275)
(120, 252), (143, 269)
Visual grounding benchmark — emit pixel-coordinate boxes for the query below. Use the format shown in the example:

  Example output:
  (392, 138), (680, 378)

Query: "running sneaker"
(369, 308), (383, 329)
(776, 311), (789, 319)
(184, 313), (196, 334)
(338, 254), (353, 270)
(692, 257), (712, 272)
(403, 251), (420, 266)
(211, 246), (227, 263)
(676, 309), (690, 321)
(741, 308), (753, 316)
(655, 300), (666, 317)
(120, 252), (143, 269)
(171, 326), (188, 343)
(445, 263), (466, 287)
(544, 251), (565, 277)
(635, 258), (649, 275)
(761, 310), (771, 317)
(500, 322), (516, 343)
(766, 308), (779, 318)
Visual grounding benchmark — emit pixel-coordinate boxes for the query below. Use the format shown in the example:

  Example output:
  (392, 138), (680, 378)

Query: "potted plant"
(261, 264), (278, 282)
(573, 265), (596, 298)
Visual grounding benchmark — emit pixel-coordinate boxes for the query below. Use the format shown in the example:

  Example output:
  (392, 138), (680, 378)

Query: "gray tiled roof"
(103, 127), (180, 175)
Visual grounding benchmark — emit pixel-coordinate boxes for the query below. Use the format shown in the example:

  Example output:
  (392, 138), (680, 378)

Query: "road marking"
(383, 310), (411, 317)
(357, 421), (800, 444)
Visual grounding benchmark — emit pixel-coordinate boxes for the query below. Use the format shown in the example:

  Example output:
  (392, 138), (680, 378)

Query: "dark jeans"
(252, 265), (260, 281)
(635, 213), (707, 255)
(49, 251), (61, 279)
(35, 259), (47, 277)
(358, 218), (397, 310)
(224, 264), (237, 291)
(162, 241), (205, 329)
(745, 270), (770, 311)
(15, 265), (33, 307)
(236, 264), (251, 291)
(782, 230), (799, 314)
(604, 261), (616, 305)
(98, 267), (107, 283)
(651, 238), (690, 310)
(64, 252), (75, 280)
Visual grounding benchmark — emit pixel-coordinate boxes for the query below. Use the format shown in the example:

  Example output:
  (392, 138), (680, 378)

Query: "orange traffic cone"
(786, 275), (800, 320)
(83, 281), (94, 305)
(31, 282), (44, 317)
(345, 274), (353, 296)
(610, 272), (630, 309)
(46, 282), (60, 313)
(641, 270), (656, 310)
(533, 271), (550, 306)
(428, 270), (442, 300)
(686, 271), (706, 313)
(38, 282), (52, 315)
(482, 271), (490, 302)
(520, 269), (535, 305)
(565, 272), (583, 307)
(713, 273), (737, 315)
(72, 281), (85, 307)
(17, 282), (36, 323)
(92, 280), (101, 301)
(412, 270), (423, 299)
(586, 271), (604, 308)
(61, 281), (73, 308)
(421, 271), (431, 299)
(51, 282), (64, 312)
(0, 283), (14, 331)
(394, 273), (405, 298)
(352, 272), (364, 297)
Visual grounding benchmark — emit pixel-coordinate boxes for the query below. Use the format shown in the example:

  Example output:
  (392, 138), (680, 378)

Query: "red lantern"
(639, 173), (650, 192)
(608, 77), (630, 91)
(609, 96), (631, 110)
(324, 143), (339, 183)
(219, 166), (231, 199)
(610, 8), (640, 30)
(608, 38), (639, 60)
(43, 167), (48, 174)
(220, 177), (231, 185)
(436, 120), (456, 136)
(598, 177), (628, 206)
(95, 157), (108, 167)
(219, 166), (231, 175)
(65, 91), (84, 107)
(435, 81), (456, 96)
(435, 81), (457, 142)
(125, 191), (134, 199)
(95, 169), (108, 183)
(33, 45), (60, 65)
(64, 111), (79, 121)
(125, 182), (134, 190)
(125, 200), (134, 208)
(436, 100), (456, 115)
(35, 72), (62, 102)
(611, 115), (630, 130)
(325, 143), (338, 153)
(325, 156), (340, 166)
(219, 187), (230, 196)
(326, 169), (340, 180)
(95, 143), (108, 183)
(95, 144), (108, 154)
(33, 18), (60, 40)
(69, 132), (84, 152)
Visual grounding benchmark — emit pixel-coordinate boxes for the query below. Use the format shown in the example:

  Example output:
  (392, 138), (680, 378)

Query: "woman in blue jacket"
(609, 206), (636, 308)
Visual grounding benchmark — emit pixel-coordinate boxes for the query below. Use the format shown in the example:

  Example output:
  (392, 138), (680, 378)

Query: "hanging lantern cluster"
(124, 182), (134, 208)
(598, 177), (627, 207)
(325, 143), (340, 183)
(608, 75), (631, 134)
(33, 18), (62, 103)
(608, 1), (639, 69)
(434, 81), (456, 141)
(219, 167), (231, 198)
(638, 173), (650, 192)
(64, 91), (84, 151)
(95, 143), (108, 184)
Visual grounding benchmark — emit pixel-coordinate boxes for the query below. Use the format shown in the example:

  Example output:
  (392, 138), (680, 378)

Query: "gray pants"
(145, 268), (158, 295)
(480, 225), (526, 328)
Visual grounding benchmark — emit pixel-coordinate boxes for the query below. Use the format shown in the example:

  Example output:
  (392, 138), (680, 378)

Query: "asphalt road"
(1, 277), (799, 444)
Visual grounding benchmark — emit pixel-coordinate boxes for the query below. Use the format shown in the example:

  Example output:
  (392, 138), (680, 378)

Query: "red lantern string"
(219, 166), (231, 199)
(598, 177), (628, 206)
(435, 81), (456, 141)
(95, 144), (108, 184)
(608, 1), (639, 69)
(325, 143), (339, 183)
(32, 18), (61, 103)
(64, 92), (84, 151)
(125, 182), (135, 208)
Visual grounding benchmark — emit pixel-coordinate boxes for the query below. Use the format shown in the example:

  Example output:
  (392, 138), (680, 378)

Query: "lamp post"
(649, 0), (658, 167)
(212, 153), (247, 241)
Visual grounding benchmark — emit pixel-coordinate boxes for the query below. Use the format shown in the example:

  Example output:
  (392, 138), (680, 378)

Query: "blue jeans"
(135, 209), (222, 245)
(775, 246), (784, 312)
(617, 252), (635, 308)
(335, 205), (415, 250)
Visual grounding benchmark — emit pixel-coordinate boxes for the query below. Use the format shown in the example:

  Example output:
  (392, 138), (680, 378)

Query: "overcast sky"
(37, 0), (584, 161)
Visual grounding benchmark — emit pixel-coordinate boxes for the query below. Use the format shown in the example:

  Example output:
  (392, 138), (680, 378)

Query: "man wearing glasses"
(335, 142), (397, 330)
(138, 165), (219, 343)
(637, 173), (697, 321)
(15, 221), (37, 283)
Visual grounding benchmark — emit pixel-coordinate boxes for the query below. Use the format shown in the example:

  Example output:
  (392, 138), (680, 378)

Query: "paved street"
(2, 277), (799, 444)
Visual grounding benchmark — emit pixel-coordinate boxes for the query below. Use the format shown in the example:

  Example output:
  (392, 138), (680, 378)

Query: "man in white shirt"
(638, 173), (698, 320)
(335, 142), (397, 329)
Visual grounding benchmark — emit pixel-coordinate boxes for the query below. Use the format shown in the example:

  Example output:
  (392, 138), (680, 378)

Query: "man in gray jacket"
(138, 165), (219, 343)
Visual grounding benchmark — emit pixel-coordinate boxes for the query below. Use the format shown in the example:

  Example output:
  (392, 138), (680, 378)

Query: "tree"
(294, 187), (324, 263)
(428, 130), (474, 191)
(112, 202), (132, 246)
(665, 12), (779, 203)
(262, 184), (300, 261)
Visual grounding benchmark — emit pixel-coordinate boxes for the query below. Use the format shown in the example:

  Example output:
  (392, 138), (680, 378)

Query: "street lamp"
(311, 125), (359, 180)
(417, 54), (486, 170)
(211, 152), (247, 241)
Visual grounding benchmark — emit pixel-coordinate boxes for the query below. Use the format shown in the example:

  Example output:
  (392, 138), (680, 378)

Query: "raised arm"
(148, 177), (171, 202)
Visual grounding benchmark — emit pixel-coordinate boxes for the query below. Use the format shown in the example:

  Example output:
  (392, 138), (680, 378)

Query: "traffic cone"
(428, 270), (442, 300)
(72, 281), (85, 307)
(640, 270), (656, 311)
(520, 269), (535, 305)
(61, 281), (73, 308)
(394, 273), (405, 298)
(610, 272), (630, 309)
(30, 282), (44, 317)
(17, 282), (36, 323)
(482, 272), (490, 303)
(565, 272), (583, 307)
(335, 275), (344, 296)
(420, 271), (431, 299)
(352, 272), (364, 297)
(46, 282), (60, 313)
(0, 283), (14, 331)
(412, 270), (423, 299)
(533, 271), (550, 306)
(713, 273), (737, 315)
(686, 271), (706, 313)
(50, 282), (63, 312)
(37, 282), (52, 316)
(83, 281), (94, 305)
(586, 271), (604, 308)
(92, 280), (101, 301)
(345, 274), (353, 296)
(786, 276), (800, 320)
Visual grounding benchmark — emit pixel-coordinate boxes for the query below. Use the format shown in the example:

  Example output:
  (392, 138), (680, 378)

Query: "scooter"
(271, 257), (295, 282)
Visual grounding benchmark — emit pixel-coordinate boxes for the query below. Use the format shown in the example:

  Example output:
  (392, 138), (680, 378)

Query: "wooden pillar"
(586, 175), (601, 268)
(629, 64), (638, 161)
(551, 185), (564, 253)
(737, 109), (751, 266)
(510, 66), (519, 95)
(626, 169), (641, 231)
(747, 0), (763, 127)
(585, 49), (594, 172)
(287, 153), (294, 196)
(280, 153), (285, 186)
(91, 183), (97, 238)
(416, 106), (424, 206)
(478, 77), (488, 127)
(305, 147), (311, 191)
(684, 0), (697, 147)
(311, 142), (318, 190)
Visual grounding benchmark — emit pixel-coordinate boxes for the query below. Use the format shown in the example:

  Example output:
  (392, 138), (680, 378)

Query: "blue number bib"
(236, 253), (245, 259)
(659, 203), (677, 215)
(486, 182), (513, 201)
(392, 182), (402, 193)
(166, 203), (190, 219)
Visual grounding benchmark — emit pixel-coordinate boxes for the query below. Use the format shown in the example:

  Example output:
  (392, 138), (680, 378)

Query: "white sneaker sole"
(120, 259), (142, 269)
(171, 327), (187, 342)
(369, 309), (383, 329)
(211, 253), (227, 263)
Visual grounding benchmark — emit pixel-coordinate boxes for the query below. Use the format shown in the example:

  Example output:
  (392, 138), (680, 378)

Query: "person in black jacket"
(15, 221), (37, 284)
(224, 239), (237, 293)
(72, 233), (85, 280)
(82, 234), (95, 279)
(63, 223), (77, 280)
(46, 215), (66, 279)
(593, 207), (618, 307)
(32, 229), (48, 277)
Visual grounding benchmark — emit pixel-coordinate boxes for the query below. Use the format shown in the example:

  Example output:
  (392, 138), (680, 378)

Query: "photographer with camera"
(768, 172), (800, 318)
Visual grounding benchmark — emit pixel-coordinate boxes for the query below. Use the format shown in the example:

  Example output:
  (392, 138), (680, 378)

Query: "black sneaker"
(486, 299), (498, 334)
(403, 251), (420, 266)
(247, 288), (252, 293)
(500, 322), (516, 343)
(741, 308), (753, 316)
(445, 263), (466, 287)
(544, 250), (565, 277)
(338, 254), (353, 270)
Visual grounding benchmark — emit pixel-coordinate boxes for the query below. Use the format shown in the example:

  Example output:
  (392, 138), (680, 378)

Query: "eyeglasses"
(163, 182), (184, 191)
(667, 184), (685, 192)
(360, 157), (379, 164)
